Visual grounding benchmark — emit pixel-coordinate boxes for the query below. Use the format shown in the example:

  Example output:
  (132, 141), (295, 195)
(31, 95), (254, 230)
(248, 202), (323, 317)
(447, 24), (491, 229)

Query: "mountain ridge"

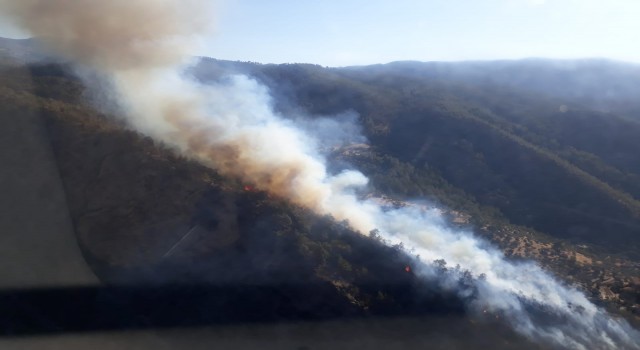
(1, 37), (639, 340)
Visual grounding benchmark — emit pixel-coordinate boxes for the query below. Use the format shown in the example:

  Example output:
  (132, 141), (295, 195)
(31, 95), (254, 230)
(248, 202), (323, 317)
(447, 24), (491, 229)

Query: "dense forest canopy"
(193, 56), (640, 257)
(1, 38), (639, 345)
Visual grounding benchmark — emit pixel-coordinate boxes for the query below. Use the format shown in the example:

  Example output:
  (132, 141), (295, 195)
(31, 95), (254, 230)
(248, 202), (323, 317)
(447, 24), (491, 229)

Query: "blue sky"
(2, 0), (640, 66)
(205, 0), (640, 66)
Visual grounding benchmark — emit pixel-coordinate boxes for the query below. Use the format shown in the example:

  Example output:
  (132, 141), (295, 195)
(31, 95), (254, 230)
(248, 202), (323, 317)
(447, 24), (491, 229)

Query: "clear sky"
(2, 0), (640, 67)
(205, 0), (640, 66)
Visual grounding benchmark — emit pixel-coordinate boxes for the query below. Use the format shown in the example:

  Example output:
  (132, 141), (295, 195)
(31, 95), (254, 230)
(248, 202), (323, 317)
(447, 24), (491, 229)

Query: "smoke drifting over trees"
(1, 1), (638, 349)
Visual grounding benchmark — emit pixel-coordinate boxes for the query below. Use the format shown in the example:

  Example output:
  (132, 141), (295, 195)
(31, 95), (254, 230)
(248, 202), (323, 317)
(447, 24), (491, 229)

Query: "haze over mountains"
(195, 55), (640, 254)
(1, 36), (640, 349)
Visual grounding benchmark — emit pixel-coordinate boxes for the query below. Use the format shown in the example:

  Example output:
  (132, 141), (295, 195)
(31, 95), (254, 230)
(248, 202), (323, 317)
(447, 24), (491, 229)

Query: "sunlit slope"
(196, 58), (640, 257)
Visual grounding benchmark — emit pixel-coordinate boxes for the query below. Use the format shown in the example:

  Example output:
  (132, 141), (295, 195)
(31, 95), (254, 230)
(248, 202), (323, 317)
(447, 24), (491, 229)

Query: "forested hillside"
(195, 58), (640, 258)
(1, 39), (553, 347)
(194, 57), (640, 318)
(2, 37), (639, 330)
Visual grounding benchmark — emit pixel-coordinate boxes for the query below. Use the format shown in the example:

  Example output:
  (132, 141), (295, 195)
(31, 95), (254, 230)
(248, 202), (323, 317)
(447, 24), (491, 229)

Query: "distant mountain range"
(1, 37), (639, 342)
(193, 55), (640, 320)
(193, 56), (640, 255)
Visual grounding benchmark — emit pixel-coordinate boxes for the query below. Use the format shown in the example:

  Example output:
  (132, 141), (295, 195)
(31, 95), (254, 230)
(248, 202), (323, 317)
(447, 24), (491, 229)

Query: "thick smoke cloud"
(0, 0), (213, 70)
(1, 1), (639, 349)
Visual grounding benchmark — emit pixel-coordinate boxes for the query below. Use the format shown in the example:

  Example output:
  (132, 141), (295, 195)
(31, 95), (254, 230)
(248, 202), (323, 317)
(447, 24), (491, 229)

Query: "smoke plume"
(1, 1), (638, 349)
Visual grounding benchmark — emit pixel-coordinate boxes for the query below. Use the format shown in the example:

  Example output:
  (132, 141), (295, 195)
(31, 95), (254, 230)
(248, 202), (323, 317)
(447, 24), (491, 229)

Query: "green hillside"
(2, 39), (639, 330)
(196, 58), (640, 257)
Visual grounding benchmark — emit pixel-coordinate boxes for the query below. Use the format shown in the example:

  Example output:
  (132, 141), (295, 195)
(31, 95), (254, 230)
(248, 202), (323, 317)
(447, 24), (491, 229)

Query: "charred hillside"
(194, 57), (640, 319)
(2, 37), (640, 347)
(196, 58), (640, 257)
(1, 59), (436, 311)
(0, 42), (549, 349)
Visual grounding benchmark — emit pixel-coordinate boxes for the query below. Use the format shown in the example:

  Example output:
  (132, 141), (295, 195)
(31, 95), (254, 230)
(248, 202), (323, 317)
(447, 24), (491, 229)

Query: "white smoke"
(1, 1), (638, 349)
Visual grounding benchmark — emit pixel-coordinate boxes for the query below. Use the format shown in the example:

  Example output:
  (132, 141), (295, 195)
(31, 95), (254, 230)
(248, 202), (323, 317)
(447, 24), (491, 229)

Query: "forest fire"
(3, 0), (637, 347)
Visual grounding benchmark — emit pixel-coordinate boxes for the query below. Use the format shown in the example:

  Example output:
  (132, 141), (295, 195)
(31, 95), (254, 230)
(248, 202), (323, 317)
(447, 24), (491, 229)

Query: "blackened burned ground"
(194, 58), (640, 318)
(19, 65), (541, 348)
(43, 102), (463, 317)
(3, 42), (636, 346)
